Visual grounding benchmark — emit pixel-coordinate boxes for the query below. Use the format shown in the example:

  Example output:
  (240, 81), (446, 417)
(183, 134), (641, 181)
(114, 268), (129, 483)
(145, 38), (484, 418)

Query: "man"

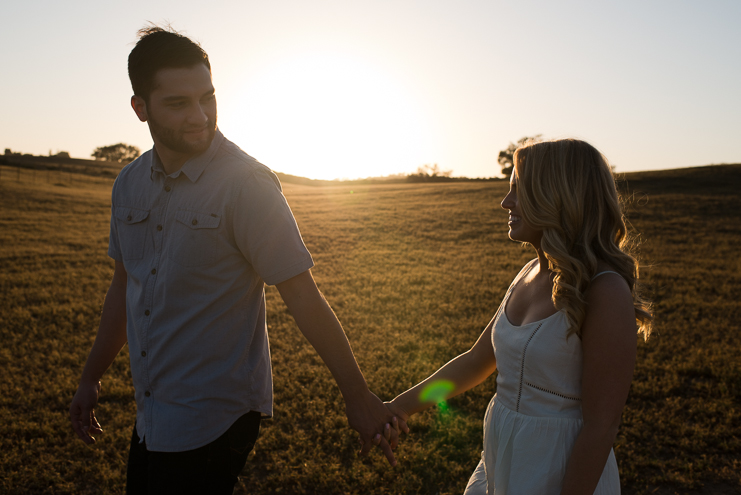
(69, 26), (405, 494)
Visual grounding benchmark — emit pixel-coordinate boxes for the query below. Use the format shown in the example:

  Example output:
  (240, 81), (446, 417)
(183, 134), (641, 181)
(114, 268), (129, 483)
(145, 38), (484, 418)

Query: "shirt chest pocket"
(114, 207), (150, 260)
(168, 209), (222, 267)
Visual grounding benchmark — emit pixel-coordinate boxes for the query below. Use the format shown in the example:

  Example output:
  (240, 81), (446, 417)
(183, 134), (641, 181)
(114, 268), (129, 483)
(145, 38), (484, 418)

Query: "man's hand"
(345, 389), (409, 466)
(69, 260), (127, 445)
(69, 379), (103, 445)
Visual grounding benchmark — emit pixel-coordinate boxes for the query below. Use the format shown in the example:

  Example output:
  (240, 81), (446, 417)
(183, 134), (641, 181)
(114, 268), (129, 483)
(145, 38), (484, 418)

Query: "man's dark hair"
(128, 25), (211, 101)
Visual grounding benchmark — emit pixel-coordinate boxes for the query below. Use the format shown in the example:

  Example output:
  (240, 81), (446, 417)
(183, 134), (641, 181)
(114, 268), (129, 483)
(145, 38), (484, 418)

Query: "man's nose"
(188, 103), (209, 124)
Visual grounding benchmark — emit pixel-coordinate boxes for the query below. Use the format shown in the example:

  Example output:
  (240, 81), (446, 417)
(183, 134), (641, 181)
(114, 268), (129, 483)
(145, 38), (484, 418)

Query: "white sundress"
(463, 260), (621, 495)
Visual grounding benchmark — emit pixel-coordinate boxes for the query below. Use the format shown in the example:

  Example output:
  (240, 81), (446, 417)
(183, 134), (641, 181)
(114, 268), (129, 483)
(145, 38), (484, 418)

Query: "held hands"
(375, 400), (411, 465)
(344, 390), (409, 466)
(384, 400), (411, 429)
(69, 379), (104, 445)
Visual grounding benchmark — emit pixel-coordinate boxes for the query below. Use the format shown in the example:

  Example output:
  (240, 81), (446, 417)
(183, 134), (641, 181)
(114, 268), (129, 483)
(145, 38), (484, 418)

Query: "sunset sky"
(2, 0), (740, 180)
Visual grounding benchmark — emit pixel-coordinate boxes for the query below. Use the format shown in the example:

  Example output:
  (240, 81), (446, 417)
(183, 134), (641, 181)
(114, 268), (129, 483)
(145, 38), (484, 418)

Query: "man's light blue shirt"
(108, 129), (314, 451)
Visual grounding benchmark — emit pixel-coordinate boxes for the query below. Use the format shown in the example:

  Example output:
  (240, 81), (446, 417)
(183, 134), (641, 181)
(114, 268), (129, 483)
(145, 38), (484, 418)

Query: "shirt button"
(165, 185), (171, 192)
(151, 268), (156, 274)
(144, 310), (150, 316)
(157, 225), (163, 231)
(145, 391), (151, 397)
(126, 215), (132, 221)
(191, 218), (198, 225)
(141, 351), (146, 357)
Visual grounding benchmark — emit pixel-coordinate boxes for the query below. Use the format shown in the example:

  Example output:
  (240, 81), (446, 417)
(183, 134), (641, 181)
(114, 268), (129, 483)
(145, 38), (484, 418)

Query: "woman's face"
(501, 170), (543, 247)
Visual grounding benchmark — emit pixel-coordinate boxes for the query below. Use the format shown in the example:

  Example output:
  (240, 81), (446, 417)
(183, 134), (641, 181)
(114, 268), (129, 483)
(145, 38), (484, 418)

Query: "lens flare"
(419, 380), (456, 404)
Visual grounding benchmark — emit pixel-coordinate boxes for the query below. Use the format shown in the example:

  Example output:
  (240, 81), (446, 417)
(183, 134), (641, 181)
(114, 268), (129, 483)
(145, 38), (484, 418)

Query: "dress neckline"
(502, 259), (559, 328)
(502, 305), (561, 329)
(501, 262), (621, 328)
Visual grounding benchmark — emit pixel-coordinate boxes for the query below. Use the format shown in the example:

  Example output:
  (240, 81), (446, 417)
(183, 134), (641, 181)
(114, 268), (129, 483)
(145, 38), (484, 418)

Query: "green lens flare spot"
(419, 380), (455, 404)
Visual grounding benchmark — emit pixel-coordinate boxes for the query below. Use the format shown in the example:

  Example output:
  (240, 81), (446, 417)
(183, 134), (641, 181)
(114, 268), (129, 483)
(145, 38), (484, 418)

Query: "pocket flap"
(175, 209), (221, 229)
(115, 207), (150, 225)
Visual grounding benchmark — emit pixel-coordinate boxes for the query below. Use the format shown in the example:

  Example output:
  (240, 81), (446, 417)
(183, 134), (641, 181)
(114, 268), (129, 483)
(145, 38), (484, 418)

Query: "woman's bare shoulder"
(584, 264), (633, 331)
(592, 262), (628, 285)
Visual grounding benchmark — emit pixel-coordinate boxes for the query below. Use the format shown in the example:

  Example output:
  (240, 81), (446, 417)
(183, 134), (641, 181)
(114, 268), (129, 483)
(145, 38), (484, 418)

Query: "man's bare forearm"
(276, 270), (404, 465)
(80, 261), (128, 383)
(276, 271), (367, 398)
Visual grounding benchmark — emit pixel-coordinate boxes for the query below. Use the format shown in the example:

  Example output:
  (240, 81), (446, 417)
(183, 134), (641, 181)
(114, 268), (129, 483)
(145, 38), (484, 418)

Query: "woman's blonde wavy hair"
(513, 138), (652, 340)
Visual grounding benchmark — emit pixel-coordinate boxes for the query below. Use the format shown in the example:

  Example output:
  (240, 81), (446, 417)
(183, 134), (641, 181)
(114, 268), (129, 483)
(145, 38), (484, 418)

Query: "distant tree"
(498, 135), (542, 176)
(54, 151), (71, 159)
(409, 163), (453, 179)
(91, 143), (140, 163)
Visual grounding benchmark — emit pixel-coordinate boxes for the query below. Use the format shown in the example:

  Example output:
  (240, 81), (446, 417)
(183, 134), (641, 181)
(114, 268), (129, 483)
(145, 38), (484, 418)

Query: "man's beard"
(148, 114), (217, 156)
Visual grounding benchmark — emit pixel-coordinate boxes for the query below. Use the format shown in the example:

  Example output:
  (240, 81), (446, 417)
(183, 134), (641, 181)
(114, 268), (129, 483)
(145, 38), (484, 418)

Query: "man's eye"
(168, 102), (185, 108)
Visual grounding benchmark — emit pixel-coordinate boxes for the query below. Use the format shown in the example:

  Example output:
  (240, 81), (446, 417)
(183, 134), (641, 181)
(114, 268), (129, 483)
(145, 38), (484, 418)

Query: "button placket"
(139, 175), (170, 421)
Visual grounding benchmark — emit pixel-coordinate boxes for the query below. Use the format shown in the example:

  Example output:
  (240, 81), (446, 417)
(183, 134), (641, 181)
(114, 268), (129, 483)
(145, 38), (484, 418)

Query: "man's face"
(136, 64), (217, 159)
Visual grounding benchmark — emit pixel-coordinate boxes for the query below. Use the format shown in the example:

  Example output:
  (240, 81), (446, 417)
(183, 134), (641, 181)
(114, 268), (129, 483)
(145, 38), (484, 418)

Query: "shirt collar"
(149, 128), (225, 183)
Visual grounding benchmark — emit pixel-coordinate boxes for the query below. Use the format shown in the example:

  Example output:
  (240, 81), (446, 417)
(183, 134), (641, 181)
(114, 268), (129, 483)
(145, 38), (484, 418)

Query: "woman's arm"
(386, 318), (498, 421)
(561, 274), (638, 495)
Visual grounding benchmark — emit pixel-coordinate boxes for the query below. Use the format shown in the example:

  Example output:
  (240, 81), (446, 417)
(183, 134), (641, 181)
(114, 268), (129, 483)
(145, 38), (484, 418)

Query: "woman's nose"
(501, 191), (514, 210)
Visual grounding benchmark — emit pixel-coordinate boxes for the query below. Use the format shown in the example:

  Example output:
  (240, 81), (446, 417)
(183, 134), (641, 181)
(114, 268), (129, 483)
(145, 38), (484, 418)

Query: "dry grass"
(0, 164), (739, 494)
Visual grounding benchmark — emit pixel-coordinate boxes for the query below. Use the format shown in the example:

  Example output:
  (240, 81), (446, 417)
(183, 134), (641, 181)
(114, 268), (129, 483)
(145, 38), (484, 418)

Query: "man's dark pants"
(126, 411), (261, 494)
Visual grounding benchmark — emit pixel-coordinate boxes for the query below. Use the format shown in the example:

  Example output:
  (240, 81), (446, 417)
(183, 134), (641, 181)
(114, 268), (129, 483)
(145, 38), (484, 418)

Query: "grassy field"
(0, 163), (739, 494)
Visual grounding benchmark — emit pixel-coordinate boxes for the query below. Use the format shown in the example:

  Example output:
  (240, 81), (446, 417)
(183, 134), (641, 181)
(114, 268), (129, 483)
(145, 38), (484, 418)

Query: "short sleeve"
(107, 201), (123, 262)
(232, 168), (314, 285)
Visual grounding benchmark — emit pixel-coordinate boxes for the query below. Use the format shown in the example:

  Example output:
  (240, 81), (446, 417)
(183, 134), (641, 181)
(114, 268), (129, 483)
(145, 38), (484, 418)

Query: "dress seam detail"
(524, 382), (582, 401)
(516, 322), (543, 412)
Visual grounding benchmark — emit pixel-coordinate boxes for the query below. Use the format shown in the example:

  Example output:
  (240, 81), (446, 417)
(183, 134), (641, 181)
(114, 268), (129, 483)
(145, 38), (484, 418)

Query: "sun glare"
(221, 53), (435, 180)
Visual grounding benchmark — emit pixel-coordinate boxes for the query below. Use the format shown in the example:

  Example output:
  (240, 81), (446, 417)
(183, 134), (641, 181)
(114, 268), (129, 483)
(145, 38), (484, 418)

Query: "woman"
(385, 139), (652, 494)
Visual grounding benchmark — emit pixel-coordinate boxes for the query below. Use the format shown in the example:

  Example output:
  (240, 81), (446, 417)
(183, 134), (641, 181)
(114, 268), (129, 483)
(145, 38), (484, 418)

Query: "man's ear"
(131, 96), (148, 122)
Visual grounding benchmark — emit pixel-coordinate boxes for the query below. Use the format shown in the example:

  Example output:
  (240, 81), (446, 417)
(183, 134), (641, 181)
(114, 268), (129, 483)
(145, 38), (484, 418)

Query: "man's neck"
(153, 142), (193, 176)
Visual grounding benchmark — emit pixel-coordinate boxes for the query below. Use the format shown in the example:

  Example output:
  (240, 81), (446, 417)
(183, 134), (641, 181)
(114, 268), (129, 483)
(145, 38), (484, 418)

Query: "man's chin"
(151, 123), (216, 158)
(186, 138), (211, 154)
(182, 129), (215, 155)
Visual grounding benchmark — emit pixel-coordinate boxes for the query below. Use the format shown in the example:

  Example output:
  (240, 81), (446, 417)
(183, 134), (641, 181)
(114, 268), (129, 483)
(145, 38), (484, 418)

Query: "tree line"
(8, 136), (540, 176)
(91, 143), (141, 163)
(497, 135), (542, 176)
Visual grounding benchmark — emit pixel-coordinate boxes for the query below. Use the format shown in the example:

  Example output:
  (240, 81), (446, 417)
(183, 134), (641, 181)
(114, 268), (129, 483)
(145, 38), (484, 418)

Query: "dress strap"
(591, 270), (620, 281)
(508, 259), (538, 299)
(492, 259), (538, 321)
